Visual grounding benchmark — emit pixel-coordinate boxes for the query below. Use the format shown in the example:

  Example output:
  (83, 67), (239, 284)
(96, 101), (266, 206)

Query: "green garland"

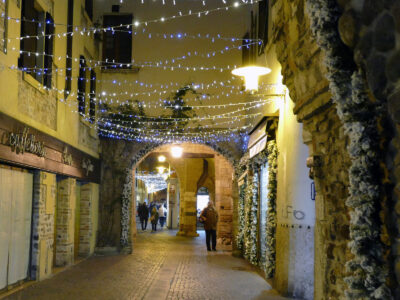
(244, 171), (259, 265)
(265, 140), (278, 278)
(236, 140), (278, 271)
(306, 0), (391, 298)
(236, 182), (246, 250)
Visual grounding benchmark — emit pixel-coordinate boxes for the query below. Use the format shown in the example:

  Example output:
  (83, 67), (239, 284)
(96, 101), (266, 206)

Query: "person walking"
(138, 203), (149, 231)
(158, 204), (166, 229)
(200, 201), (218, 251)
(150, 206), (159, 232)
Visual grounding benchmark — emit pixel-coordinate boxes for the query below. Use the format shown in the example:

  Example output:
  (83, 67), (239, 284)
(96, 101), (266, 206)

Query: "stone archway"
(269, 0), (395, 298)
(98, 140), (238, 253)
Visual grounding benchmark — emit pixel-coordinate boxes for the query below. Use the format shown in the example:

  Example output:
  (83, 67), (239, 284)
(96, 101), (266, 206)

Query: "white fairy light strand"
(10, 40), (258, 71)
(2, 0), (262, 42)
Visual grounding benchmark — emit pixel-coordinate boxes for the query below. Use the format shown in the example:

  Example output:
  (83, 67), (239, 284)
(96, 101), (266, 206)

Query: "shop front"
(0, 113), (100, 291)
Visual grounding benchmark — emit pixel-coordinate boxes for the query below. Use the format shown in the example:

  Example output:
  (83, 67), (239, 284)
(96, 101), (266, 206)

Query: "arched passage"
(98, 140), (238, 253)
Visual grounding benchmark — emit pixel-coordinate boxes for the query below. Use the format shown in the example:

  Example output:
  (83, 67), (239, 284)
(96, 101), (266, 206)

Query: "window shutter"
(89, 70), (96, 123)
(19, 0), (37, 71)
(44, 13), (54, 89)
(78, 56), (87, 116)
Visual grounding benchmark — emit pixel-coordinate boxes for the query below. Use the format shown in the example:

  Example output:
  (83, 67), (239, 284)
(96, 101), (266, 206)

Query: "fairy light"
(1, 0), (262, 43)
(9, 40), (259, 73)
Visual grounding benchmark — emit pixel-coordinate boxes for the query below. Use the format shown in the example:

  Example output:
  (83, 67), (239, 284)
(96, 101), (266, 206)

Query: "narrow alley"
(3, 228), (287, 300)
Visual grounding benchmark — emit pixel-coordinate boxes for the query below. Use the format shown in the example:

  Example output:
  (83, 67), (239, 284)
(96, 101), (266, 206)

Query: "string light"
(2, 0), (262, 42)
(9, 40), (259, 73)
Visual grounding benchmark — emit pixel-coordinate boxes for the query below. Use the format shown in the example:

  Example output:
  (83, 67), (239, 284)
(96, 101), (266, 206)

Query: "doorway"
(0, 167), (33, 290)
(197, 187), (210, 229)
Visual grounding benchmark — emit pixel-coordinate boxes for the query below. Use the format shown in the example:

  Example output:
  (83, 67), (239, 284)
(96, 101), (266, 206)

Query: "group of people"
(138, 200), (219, 252)
(137, 202), (167, 232)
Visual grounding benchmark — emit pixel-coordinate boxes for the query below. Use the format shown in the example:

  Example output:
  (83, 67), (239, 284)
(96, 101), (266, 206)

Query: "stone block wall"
(78, 183), (99, 256)
(55, 177), (76, 267)
(31, 171), (56, 281)
(215, 154), (234, 247)
(18, 73), (58, 130)
(336, 0), (400, 294)
(271, 1), (352, 298)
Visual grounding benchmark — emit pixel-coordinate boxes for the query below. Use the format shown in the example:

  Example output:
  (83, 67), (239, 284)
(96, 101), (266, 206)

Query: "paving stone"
(4, 227), (290, 300)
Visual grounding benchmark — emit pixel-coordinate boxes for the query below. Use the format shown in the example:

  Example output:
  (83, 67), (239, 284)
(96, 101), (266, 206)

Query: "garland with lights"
(244, 170), (258, 265)
(236, 179), (246, 250)
(306, 0), (391, 298)
(264, 140), (277, 278)
(235, 140), (278, 273)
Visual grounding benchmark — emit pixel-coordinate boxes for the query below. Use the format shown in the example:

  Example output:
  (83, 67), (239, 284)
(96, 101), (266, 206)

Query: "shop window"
(85, 0), (93, 20)
(19, 0), (54, 89)
(78, 56), (87, 116)
(258, 0), (269, 55)
(65, 0), (74, 99)
(102, 14), (133, 69)
(89, 69), (96, 123)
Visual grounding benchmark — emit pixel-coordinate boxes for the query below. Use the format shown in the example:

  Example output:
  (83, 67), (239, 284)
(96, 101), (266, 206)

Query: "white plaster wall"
(253, 44), (315, 299)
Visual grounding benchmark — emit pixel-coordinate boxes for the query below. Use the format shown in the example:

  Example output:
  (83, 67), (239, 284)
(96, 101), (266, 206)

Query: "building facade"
(0, 0), (100, 291)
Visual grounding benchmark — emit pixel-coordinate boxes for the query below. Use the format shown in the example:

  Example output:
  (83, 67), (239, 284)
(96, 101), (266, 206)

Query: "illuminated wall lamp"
(171, 146), (183, 158)
(231, 66), (271, 92)
(157, 166), (166, 174)
(158, 155), (166, 162)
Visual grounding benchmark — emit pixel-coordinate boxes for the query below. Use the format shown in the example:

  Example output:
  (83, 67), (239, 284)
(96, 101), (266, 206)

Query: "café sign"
(2, 127), (46, 157)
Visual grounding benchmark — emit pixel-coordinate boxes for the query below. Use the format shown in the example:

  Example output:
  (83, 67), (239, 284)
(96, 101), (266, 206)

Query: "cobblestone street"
(3, 227), (289, 300)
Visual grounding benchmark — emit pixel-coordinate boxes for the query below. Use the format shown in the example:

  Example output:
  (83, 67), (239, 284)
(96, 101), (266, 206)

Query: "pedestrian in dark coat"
(200, 201), (218, 251)
(150, 206), (159, 232)
(138, 203), (149, 230)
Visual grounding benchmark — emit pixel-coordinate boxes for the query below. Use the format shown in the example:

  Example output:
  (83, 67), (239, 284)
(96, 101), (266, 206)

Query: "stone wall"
(99, 139), (239, 250)
(271, 1), (352, 298)
(31, 171), (56, 281)
(337, 0), (400, 294)
(18, 72), (58, 130)
(79, 121), (100, 153)
(55, 177), (76, 267)
(79, 183), (99, 256)
(215, 154), (234, 246)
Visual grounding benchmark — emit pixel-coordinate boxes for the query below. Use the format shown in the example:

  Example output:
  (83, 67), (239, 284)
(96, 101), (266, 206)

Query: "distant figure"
(150, 206), (159, 232)
(149, 201), (156, 217)
(200, 201), (218, 251)
(138, 203), (149, 231)
(158, 204), (166, 228)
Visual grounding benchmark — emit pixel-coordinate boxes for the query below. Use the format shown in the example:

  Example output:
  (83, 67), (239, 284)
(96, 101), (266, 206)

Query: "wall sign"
(82, 158), (94, 176)
(248, 118), (267, 149)
(2, 127), (46, 157)
(62, 146), (73, 166)
(249, 135), (267, 158)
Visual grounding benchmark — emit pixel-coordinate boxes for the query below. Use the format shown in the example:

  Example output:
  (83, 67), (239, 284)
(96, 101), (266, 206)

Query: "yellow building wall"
(0, 0), (99, 157)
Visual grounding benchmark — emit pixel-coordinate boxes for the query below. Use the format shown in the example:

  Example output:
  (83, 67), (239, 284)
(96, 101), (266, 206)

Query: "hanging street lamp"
(232, 65), (271, 92)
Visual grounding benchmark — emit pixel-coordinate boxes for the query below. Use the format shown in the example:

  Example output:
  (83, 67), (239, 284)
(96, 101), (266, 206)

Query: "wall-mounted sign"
(248, 117), (267, 149)
(249, 135), (267, 158)
(62, 146), (73, 166)
(82, 158), (94, 176)
(2, 127), (46, 157)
